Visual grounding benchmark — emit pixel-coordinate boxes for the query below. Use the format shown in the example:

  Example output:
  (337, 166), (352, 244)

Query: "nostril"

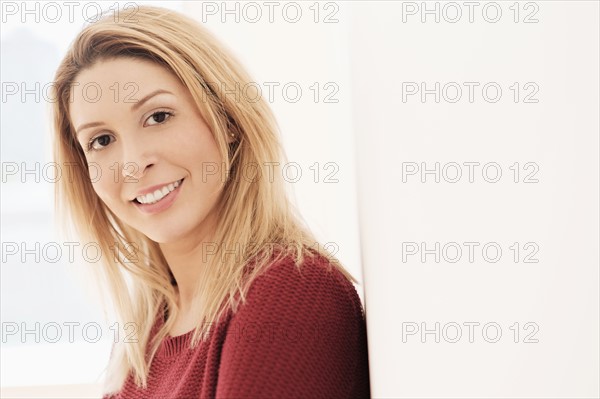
(122, 162), (155, 180)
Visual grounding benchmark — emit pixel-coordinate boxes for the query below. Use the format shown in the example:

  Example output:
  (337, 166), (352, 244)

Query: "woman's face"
(69, 57), (227, 244)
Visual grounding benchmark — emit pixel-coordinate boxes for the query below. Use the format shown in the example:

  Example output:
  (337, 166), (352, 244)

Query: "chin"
(143, 229), (186, 244)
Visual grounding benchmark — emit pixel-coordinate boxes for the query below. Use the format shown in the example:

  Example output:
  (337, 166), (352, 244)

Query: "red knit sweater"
(102, 254), (372, 398)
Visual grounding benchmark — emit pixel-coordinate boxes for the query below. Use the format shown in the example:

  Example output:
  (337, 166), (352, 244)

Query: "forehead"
(69, 57), (182, 123)
(72, 57), (178, 97)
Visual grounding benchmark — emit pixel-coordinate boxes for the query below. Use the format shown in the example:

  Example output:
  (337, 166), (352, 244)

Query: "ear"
(224, 111), (240, 144)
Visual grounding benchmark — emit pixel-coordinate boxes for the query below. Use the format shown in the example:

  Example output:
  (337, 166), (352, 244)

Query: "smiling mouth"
(133, 178), (184, 205)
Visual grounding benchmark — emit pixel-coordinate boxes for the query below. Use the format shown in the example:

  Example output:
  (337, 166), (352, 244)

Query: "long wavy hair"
(52, 4), (359, 395)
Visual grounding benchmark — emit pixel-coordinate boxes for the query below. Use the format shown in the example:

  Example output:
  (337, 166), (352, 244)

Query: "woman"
(52, 5), (371, 398)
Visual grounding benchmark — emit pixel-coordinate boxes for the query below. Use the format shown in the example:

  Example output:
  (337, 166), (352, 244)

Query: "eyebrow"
(75, 89), (174, 136)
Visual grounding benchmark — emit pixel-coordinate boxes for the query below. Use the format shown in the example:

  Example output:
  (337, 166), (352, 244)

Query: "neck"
(159, 210), (219, 311)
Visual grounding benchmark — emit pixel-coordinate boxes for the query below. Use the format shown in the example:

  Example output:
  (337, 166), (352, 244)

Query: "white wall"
(349, 1), (599, 398)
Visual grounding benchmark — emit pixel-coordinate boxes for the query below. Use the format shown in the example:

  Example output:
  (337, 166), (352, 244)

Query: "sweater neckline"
(153, 282), (239, 359)
(158, 329), (195, 358)
(155, 311), (196, 358)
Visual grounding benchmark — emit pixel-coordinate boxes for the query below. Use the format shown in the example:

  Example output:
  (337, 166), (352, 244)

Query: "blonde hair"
(52, 5), (359, 394)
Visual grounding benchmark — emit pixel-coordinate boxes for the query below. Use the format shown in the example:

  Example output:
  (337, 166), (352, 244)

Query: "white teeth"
(135, 179), (181, 205)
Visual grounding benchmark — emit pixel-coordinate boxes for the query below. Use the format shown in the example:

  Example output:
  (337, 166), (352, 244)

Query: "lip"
(131, 178), (183, 201)
(132, 178), (184, 215)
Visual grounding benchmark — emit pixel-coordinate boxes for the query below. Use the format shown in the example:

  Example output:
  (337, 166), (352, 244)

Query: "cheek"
(174, 131), (224, 175)
(90, 167), (122, 207)
(192, 148), (226, 188)
(175, 118), (220, 157)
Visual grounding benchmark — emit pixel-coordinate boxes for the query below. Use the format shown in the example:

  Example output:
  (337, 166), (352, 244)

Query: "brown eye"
(97, 136), (111, 146)
(153, 113), (166, 123)
(88, 134), (114, 151)
(145, 111), (173, 126)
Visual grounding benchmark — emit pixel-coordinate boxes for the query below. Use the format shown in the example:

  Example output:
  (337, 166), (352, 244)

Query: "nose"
(121, 140), (155, 181)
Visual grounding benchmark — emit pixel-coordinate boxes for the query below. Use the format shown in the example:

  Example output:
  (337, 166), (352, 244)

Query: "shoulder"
(217, 252), (368, 398)
(230, 251), (366, 336)
(216, 252), (369, 397)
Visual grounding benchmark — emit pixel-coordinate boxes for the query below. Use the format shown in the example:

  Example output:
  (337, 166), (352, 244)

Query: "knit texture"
(103, 253), (371, 398)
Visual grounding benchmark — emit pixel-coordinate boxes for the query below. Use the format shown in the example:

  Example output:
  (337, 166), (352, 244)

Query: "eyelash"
(85, 110), (175, 153)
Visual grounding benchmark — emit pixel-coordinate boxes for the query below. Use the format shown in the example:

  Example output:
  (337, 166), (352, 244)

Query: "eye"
(87, 134), (114, 152)
(144, 110), (174, 127)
